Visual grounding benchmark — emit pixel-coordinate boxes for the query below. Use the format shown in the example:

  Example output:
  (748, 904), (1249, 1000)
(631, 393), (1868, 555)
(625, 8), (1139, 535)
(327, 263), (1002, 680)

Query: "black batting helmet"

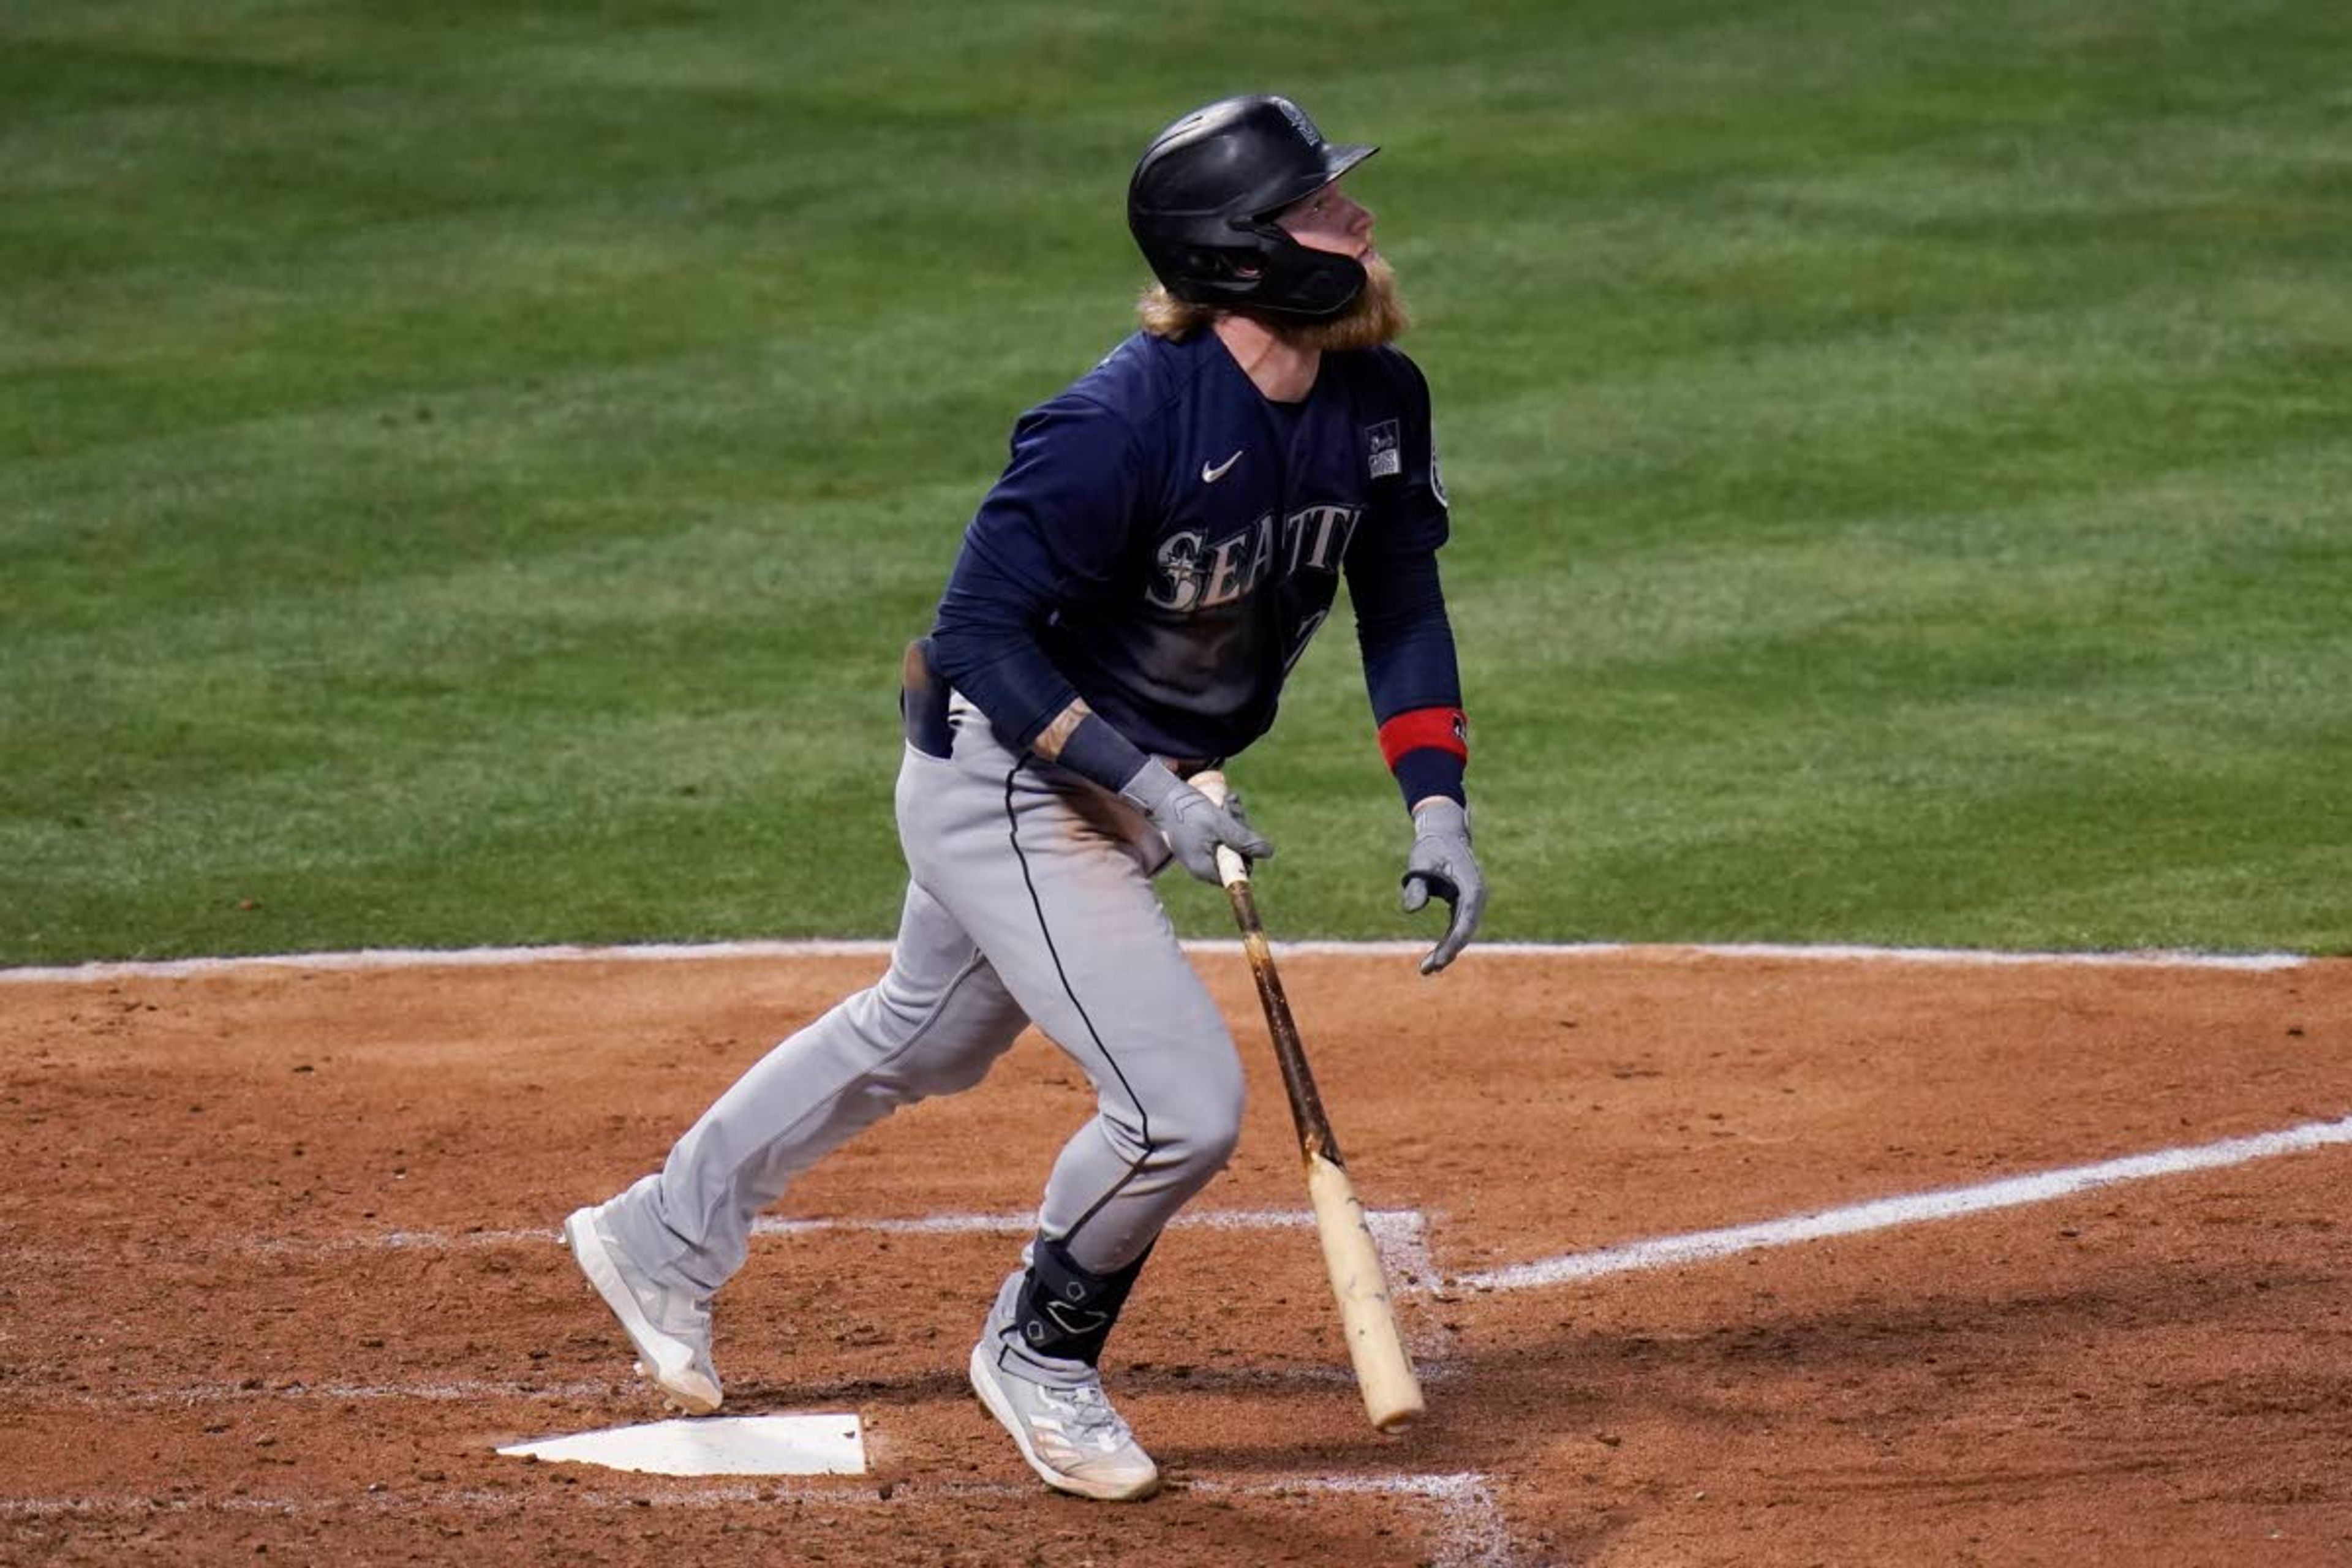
(1127, 94), (1378, 321)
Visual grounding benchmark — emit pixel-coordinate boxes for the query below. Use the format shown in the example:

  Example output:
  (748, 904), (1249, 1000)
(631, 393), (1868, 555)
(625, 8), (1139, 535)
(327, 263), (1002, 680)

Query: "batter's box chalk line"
(296, 1204), (1439, 1289)
(398, 1205), (1450, 1358)
(1463, 1111), (2352, 1292)
(38, 1362), (1428, 1410)
(2, 1473), (1519, 1568)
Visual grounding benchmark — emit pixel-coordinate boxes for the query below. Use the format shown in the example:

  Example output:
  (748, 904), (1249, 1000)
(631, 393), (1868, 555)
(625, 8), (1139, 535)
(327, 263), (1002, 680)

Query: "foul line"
(1462, 1113), (2352, 1292)
(0, 938), (2307, 984)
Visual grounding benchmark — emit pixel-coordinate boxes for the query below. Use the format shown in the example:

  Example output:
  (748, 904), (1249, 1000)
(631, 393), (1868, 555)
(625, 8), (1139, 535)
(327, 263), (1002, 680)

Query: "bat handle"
(1189, 769), (1252, 890)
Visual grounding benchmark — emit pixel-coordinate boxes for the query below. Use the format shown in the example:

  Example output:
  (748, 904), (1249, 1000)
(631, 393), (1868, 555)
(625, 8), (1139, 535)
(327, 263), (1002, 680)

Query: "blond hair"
(1136, 282), (1218, 341)
(1133, 258), (1410, 351)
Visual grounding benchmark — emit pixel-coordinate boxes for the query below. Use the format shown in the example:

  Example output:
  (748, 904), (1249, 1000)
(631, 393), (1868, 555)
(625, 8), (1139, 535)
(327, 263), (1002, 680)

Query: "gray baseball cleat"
(562, 1203), (722, 1415)
(968, 1275), (1161, 1501)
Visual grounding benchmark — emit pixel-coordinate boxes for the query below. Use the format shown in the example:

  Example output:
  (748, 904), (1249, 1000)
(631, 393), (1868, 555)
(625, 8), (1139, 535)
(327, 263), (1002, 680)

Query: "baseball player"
(562, 93), (1485, 1502)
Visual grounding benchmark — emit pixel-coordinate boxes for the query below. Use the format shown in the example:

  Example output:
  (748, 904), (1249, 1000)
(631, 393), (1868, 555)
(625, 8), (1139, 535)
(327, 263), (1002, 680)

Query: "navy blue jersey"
(932, 329), (1458, 772)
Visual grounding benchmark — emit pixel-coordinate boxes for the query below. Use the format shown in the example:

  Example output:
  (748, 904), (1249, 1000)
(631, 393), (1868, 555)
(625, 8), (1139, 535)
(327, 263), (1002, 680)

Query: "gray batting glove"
(1401, 798), (1484, 974)
(1120, 764), (1273, 885)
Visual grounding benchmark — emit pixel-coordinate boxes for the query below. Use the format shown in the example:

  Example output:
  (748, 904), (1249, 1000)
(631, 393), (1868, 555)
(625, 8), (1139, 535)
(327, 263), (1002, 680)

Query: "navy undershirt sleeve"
(930, 396), (1144, 761)
(1349, 546), (1466, 807)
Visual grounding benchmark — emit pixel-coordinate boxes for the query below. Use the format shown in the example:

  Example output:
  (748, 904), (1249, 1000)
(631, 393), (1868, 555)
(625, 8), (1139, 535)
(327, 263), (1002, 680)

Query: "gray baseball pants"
(602, 698), (1245, 1292)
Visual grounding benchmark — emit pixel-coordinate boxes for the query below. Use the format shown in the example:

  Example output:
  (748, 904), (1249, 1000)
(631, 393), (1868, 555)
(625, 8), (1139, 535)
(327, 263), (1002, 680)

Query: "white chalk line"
(232, 1204), (1435, 1278)
(0, 937), (2307, 984)
(17, 1359), (1450, 1411)
(303, 1204), (1448, 1354)
(37, 1378), (625, 1408)
(1463, 1112), (2352, 1292)
(0, 1472), (1516, 1566)
(255, 1203), (1456, 1368)
(1229, 1473), (1514, 1568)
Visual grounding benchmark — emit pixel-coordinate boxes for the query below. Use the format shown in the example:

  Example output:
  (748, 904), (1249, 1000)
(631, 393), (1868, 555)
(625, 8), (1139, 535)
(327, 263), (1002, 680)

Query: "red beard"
(1275, 254), (1411, 352)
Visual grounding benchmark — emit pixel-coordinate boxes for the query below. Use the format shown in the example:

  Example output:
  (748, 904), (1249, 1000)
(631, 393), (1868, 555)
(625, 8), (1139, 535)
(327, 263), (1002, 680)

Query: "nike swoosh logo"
(1200, 450), (1243, 483)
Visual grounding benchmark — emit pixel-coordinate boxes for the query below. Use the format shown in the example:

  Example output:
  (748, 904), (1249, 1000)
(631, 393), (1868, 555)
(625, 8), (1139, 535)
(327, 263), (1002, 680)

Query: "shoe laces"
(1042, 1380), (1133, 1452)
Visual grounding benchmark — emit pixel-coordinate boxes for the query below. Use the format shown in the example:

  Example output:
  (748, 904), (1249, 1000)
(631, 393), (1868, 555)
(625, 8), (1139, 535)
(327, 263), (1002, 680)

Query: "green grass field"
(4, 0), (2347, 963)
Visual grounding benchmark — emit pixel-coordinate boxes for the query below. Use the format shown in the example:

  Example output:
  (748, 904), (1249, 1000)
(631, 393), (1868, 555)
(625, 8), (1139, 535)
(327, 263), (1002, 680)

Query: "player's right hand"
(1121, 766), (1274, 885)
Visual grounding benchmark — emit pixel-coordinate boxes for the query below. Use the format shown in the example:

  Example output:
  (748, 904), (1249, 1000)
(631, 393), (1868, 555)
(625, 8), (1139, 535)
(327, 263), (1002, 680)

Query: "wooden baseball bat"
(1192, 772), (1425, 1433)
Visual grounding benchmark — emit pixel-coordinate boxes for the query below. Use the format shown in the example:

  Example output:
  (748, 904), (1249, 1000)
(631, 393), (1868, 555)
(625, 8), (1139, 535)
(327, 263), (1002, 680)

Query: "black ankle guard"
(1014, 1236), (1154, 1366)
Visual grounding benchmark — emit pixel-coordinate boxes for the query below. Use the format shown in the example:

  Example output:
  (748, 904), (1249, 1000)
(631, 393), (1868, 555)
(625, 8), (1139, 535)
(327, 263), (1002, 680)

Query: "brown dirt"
(2, 949), (2346, 1566)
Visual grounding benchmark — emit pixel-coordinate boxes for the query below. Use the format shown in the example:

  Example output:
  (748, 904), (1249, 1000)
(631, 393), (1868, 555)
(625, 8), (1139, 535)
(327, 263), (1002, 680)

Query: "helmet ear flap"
(1159, 244), (1264, 306)
(1187, 245), (1261, 283)
(1163, 233), (1361, 318)
(1235, 220), (1367, 319)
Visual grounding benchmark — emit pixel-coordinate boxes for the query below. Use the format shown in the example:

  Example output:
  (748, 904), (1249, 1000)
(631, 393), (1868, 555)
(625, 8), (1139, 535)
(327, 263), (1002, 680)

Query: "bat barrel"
(1307, 1152), (1427, 1431)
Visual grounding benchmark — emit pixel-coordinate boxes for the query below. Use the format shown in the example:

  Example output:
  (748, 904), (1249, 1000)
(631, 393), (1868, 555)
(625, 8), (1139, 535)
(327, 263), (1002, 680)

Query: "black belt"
(899, 638), (954, 760)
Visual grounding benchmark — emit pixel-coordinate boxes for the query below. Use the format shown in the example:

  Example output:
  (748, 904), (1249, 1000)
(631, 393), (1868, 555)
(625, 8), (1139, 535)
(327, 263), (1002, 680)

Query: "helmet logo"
(1276, 98), (1320, 146)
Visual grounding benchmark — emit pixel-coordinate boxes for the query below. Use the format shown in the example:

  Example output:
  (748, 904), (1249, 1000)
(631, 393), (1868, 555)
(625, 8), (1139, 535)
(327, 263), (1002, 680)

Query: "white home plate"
(498, 1414), (865, 1476)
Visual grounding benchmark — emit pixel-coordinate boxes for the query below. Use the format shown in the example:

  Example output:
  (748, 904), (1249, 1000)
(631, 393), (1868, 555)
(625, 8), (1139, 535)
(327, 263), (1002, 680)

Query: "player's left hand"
(1400, 799), (1483, 975)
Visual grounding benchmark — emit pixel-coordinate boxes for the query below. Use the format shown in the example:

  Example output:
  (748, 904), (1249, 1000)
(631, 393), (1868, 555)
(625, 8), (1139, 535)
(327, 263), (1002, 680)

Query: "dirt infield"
(3, 948), (2347, 1565)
